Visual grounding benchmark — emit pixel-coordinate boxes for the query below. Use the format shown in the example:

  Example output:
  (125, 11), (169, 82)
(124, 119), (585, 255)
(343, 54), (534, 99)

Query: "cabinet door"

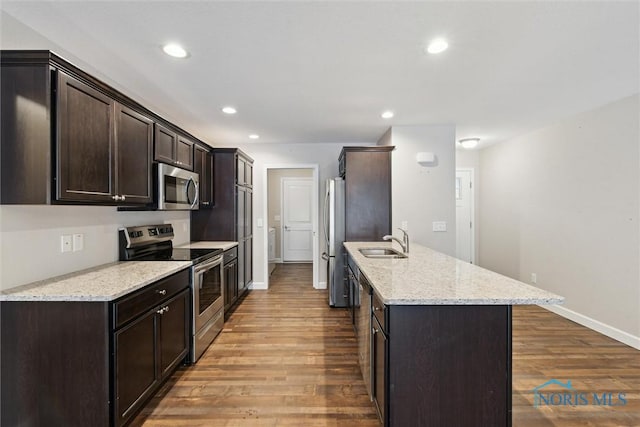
(57, 71), (115, 202)
(372, 316), (387, 424)
(237, 186), (246, 240)
(154, 123), (176, 164)
(115, 104), (153, 204)
(236, 157), (246, 186)
(176, 135), (194, 170)
(224, 259), (238, 311)
(158, 290), (189, 378)
(245, 189), (253, 237)
(194, 145), (213, 208)
(243, 237), (253, 291)
(114, 310), (158, 426)
(237, 239), (245, 296)
(245, 163), (253, 187)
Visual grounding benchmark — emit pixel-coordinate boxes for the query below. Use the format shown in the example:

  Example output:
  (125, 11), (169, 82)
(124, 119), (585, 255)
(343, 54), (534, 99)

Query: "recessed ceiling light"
(162, 43), (188, 58)
(248, 134), (260, 140)
(458, 138), (480, 149)
(426, 38), (448, 54)
(381, 110), (394, 119)
(222, 106), (237, 115)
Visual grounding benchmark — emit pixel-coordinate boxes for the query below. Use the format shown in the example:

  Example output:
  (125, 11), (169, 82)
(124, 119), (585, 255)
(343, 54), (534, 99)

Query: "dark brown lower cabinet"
(224, 257), (239, 313)
(114, 289), (189, 426)
(371, 301), (512, 427)
(0, 269), (190, 427)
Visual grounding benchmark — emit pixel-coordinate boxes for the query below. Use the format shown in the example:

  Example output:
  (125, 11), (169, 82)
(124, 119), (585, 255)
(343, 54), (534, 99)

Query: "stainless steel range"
(119, 224), (224, 363)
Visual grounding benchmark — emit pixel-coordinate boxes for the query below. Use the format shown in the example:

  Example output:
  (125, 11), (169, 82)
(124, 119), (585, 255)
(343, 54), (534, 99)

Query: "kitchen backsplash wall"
(0, 205), (190, 291)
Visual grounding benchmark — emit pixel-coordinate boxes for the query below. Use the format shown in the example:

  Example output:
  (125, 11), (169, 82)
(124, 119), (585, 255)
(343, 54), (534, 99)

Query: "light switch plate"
(401, 221), (408, 231)
(73, 234), (84, 252)
(432, 221), (447, 232)
(256, 218), (264, 228)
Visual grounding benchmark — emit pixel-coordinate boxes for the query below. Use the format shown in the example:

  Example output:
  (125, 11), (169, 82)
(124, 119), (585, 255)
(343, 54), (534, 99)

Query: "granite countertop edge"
(344, 241), (565, 306)
(0, 261), (192, 302)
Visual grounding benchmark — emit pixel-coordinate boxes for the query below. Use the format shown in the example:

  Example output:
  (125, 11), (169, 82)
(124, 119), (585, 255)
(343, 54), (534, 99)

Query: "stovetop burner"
(118, 224), (222, 264)
(134, 247), (223, 263)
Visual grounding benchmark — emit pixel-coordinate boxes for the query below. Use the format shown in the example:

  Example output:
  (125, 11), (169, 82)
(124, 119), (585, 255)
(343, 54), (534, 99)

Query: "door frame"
(281, 177), (314, 263)
(455, 167), (475, 264)
(263, 164), (320, 289)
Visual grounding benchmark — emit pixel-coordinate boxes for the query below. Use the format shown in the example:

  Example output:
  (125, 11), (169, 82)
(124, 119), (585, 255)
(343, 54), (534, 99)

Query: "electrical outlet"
(401, 221), (408, 231)
(531, 273), (537, 284)
(72, 234), (84, 252)
(61, 235), (72, 253)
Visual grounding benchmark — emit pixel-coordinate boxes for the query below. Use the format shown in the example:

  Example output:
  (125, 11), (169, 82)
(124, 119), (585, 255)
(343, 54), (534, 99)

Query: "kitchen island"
(344, 241), (563, 427)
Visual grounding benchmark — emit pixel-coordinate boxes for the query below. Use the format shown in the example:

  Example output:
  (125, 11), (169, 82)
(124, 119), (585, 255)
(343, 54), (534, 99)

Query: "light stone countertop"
(344, 242), (564, 306)
(0, 261), (192, 302)
(178, 241), (238, 251)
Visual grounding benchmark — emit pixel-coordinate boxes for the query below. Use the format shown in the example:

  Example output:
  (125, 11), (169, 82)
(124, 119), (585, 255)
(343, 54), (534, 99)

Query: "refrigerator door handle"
(323, 186), (330, 247)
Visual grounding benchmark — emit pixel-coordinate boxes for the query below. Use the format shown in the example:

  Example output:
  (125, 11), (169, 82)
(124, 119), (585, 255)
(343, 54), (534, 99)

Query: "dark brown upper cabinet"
(56, 71), (153, 205)
(1, 50), (208, 206)
(154, 123), (194, 171)
(340, 146), (394, 242)
(193, 144), (214, 208)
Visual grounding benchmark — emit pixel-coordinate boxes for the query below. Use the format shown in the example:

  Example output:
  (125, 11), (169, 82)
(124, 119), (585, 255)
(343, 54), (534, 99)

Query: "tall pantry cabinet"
(191, 148), (253, 311)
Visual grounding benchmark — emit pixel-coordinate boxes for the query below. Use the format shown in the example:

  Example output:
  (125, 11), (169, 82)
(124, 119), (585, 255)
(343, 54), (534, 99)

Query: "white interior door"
(282, 178), (313, 262)
(455, 169), (474, 263)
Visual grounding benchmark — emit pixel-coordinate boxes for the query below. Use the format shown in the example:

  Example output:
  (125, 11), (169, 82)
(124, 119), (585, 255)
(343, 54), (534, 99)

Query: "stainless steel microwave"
(157, 163), (199, 210)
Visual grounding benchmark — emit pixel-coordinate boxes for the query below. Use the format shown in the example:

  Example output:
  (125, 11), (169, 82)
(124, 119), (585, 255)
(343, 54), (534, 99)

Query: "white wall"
(479, 94), (640, 345)
(455, 148), (481, 262)
(237, 142), (371, 288)
(379, 126), (457, 256)
(0, 206), (190, 291)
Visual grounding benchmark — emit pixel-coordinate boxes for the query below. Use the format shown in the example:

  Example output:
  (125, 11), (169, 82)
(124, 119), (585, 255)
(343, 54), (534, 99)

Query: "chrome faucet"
(382, 228), (409, 254)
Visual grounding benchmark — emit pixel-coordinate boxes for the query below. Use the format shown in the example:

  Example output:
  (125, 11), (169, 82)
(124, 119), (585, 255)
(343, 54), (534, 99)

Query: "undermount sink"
(359, 247), (408, 259)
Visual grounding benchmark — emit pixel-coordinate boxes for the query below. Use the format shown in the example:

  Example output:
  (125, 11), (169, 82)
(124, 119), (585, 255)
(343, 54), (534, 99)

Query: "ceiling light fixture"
(248, 134), (260, 140)
(426, 38), (448, 54)
(162, 43), (188, 58)
(458, 138), (480, 149)
(381, 110), (394, 119)
(222, 106), (237, 115)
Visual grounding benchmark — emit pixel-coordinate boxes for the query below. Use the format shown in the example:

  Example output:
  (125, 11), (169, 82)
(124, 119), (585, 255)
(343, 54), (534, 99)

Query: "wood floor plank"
(132, 263), (639, 426)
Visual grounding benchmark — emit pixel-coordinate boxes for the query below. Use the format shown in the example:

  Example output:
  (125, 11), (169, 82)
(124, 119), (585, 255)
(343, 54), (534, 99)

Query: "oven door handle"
(194, 254), (224, 274)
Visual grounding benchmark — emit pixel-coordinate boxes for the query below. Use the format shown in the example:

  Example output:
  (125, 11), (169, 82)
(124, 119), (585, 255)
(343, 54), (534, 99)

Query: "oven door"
(193, 255), (224, 332)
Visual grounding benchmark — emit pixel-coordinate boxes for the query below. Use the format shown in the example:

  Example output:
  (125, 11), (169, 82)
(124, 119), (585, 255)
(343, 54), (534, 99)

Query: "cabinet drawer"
(113, 269), (189, 329)
(372, 291), (387, 333)
(224, 247), (238, 264)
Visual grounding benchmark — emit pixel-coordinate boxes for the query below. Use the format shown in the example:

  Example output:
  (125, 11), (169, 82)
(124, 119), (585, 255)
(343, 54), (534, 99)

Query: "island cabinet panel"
(384, 304), (512, 427)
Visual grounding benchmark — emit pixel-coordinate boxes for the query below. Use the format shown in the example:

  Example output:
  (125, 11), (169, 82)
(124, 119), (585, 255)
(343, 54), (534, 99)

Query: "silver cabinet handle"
(112, 195), (119, 201)
(156, 307), (165, 315)
(164, 306), (170, 313)
(157, 289), (167, 296)
(121, 195), (126, 201)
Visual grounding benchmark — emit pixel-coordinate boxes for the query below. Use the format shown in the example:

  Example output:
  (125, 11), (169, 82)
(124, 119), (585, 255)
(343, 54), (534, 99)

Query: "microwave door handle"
(186, 177), (199, 208)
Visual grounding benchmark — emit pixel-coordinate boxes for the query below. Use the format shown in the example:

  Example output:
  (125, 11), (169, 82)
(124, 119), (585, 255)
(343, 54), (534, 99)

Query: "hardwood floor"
(133, 263), (639, 426)
(132, 263), (380, 426)
(512, 305), (640, 426)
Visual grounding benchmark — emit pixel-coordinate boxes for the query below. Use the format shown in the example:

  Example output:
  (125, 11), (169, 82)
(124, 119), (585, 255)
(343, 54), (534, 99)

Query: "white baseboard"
(248, 281), (267, 290)
(542, 304), (640, 350)
(269, 258), (282, 264)
(315, 281), (327, 290)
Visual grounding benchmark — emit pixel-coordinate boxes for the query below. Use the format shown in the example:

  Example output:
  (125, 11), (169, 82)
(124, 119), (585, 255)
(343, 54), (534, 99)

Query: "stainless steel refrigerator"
(322, 177), (347, 307)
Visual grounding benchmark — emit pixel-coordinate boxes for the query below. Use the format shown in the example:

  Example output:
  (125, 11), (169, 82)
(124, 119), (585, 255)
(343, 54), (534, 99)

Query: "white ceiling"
(1, 1), (638, 149)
